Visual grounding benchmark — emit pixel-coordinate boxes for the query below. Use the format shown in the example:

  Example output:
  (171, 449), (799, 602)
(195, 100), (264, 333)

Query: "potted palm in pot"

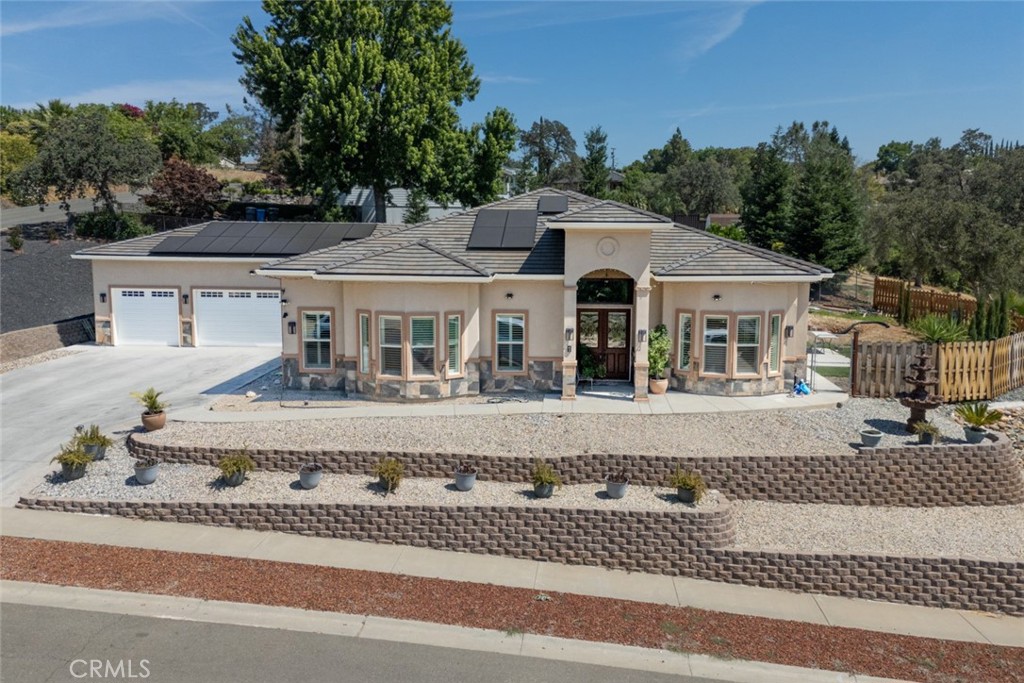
(131, 387), (168, 431)
(77, 424), (113, 461)
(954, 402), (1003, 444)
(530, 459), (562, 499)
(604, 469), (629, 499)
(667, 466), (707, 504)
(218, 449), (255, 487)
(52, 442), (93, 482)
(453, 463), (478, 492)
(648, 324), (671, 394)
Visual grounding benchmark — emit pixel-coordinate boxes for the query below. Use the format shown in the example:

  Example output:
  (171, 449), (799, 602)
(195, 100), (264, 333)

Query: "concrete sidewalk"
(1, 507), (1019, 649)
(173, 371), (847, 423)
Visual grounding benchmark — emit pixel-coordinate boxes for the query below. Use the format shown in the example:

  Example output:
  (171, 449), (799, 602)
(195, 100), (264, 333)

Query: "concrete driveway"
(0, 345), (279, 506)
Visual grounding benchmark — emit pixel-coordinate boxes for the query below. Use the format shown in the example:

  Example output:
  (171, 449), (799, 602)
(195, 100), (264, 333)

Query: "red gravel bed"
(2, 537), (1021, 683)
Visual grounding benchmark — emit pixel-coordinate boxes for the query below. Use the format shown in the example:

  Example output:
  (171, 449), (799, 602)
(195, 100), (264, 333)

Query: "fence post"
(850, 330), (860, 396)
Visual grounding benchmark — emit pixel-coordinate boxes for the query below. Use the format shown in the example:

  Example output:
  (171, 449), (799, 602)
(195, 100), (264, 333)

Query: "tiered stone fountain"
(898, 346), (943, 432)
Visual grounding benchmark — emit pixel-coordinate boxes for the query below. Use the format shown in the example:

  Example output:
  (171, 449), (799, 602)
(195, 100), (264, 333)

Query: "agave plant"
(911, 314), (968, 343)
(954, 402), (1003, 429)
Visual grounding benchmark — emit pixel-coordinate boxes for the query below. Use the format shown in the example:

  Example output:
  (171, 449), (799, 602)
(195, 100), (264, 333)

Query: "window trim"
(298, 307), (335, 374)
(675, 309), (695, 372)
(767, 311), (784, 376)
(377, 313), (404, 378)
(445, 311), (464, 378)
(734, 313), (764, 378)
(409, 313), (439, 379)
(493, 310), (528, 376)
(698, 312), (730, 378)
(357, 310), (371, 376)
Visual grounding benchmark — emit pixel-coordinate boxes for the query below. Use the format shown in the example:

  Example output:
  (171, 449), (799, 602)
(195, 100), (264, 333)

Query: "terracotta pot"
(141, 411), (166, 432)
(649, 377), (669, 395)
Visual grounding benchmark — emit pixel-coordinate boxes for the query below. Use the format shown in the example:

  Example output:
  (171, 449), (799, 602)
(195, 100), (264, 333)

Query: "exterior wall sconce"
(785, 325), (795, 339)
(505, 292), (514, 299)
(99, 292), (106, 303)
(288, 321), (297, 335)
(565, 328), (574, 342)
(637, 329), (647, 343)
(282, 312), (288, 319)
(182, 293), (189, 305)
(712, 294), (722, 301)
(280, 299), (288, 304)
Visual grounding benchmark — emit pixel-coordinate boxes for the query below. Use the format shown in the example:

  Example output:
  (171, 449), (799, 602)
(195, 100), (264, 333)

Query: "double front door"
(577, 308), (631, 380)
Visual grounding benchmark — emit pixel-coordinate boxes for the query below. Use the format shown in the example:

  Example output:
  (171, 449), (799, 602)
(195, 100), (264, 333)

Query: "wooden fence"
(852, 332), (1024, 401)
(872, 277), (977, 320)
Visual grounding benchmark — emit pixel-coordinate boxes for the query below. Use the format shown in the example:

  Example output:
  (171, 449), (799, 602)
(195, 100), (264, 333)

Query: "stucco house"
(74, 188), (831, 401)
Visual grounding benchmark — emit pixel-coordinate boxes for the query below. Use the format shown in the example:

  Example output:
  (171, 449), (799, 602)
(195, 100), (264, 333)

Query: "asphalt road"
(1, 603), (713, 683)
(1, 194), (141, 230)
(0, 346), (279, 506)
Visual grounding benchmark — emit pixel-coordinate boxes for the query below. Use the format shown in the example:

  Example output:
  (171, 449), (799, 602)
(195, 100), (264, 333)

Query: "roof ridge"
(320, 239), (421, 270)
(414, 239), (492, 276)
(667, 224), (830, 274)
(655, 242), (727, 275)
(548, 199), (672, 223)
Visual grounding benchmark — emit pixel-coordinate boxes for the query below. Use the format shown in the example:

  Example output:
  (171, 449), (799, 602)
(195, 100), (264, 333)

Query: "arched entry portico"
(576, 271), (634, 381)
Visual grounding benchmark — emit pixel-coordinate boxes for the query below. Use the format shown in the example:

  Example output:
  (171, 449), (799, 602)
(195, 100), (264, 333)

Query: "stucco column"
(634, 284), (651, 401)
(561, 284), (577, 400)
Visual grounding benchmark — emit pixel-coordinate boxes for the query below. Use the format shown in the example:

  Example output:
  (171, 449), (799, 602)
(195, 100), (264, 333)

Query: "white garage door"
(194, 289), (282, 347)
(112, 288), (180, 346)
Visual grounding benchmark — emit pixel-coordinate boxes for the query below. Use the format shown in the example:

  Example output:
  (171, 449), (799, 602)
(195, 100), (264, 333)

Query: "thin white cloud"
(1, 1), (211, 37)
(12, 79), (246, 110)
(673, 2), (759, 64)
(479, 74), (539, 85)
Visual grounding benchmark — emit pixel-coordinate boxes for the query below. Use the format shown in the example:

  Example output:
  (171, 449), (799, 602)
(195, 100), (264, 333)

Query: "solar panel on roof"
(476, 210), (507, 228)
(147, 221), (370, 257)
(347, 224), (376, 239)
(253, 236), (296, 254)
(537, 195), (568, 213)
(228, 237), (267, 255)
(504, 209), (537, 229)
(282, 225), (327, 254)
(501, 225), (536, 249)
(150, 236), (192, 253)
(207, 236), (243, 253)
(197, 222), (230, 237)
(245, 223), (279, 238)
(222, 223), (254, 237)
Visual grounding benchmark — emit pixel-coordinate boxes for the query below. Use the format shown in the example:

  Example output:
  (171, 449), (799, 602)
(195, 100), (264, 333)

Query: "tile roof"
(317, 239), (490, 278)
(547, 200), (672, 224)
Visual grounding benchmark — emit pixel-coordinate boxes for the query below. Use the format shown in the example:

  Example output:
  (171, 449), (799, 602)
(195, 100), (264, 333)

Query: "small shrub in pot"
(954, 402), (1002, 444)
(911, 421), (941, 445)
(52, 442), (93, 482)
(373, 457), (404, 494)
(667, 466), (707, 504)
(604, 469), (629, 499)
(133, 456), (160, 485)
(298, 460), (324, 490)
(454, 463), (478, 492)
(131, 387), (168, 431)
(530, 459), (562, 499)
(218, 449), (255, 487)
(76, 424), (113, 461)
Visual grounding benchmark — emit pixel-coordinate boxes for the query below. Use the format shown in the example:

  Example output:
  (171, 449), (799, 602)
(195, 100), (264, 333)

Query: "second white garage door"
(194, 289), (282, 347)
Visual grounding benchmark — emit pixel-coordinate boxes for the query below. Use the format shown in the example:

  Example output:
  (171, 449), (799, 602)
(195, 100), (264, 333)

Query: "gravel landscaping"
(152, 398), (973, 457)
(0, 347), (83, 375)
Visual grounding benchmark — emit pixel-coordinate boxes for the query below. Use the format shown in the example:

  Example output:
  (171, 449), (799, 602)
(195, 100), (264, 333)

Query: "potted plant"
(77, 424), (113, 461)
(667, 466), (707, 504)
(530, 458), (562, 499)
(133, 456), (160, 485)
(954, 402), (1003, 444)
(454, 463), (478, 492)
(298, 458), (324, 490)
(218, 449), (255, 487)
(912, 421), (941, 445)
(52, 442), (92, 482)
(131, 387), (168, 431)
(859, 428), (883, 447)
(605, 469), (629, 499)
(648, 324), (671, 394)
(373, 457), (404, 494)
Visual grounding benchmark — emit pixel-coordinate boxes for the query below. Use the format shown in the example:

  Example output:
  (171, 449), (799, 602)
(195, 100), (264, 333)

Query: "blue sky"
(2, 1), (1022, 165)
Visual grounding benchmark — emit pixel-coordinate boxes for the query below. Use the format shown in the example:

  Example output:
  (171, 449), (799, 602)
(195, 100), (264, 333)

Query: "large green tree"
(144, 100), (217, 163)
(519, 118), (578, 187)
(740, 142), (791, 250)
(14, 108), (161, 213)
(233, 0), (511, 218)
(580, 126), (609, 198)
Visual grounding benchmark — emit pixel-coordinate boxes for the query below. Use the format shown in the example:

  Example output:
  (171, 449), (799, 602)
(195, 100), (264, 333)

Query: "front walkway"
(174, 372), (847, 423)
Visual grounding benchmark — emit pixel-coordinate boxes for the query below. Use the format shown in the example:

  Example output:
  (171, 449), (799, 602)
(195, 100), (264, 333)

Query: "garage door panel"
(194, 289), (282, 347)
(112, 288), (180, 346)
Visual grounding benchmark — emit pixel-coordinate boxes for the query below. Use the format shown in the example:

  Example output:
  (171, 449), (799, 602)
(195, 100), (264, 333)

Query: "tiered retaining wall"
(17, 495), (1024, 615)
(127, 431), (1024, 507)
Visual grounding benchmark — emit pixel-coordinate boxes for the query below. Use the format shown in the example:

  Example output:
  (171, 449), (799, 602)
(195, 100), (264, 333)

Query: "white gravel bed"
(0, 347), (83, 375)
(151, 398), (966, 457)
(731, 500), (1024, 561)
(31, 442), (721, 512)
